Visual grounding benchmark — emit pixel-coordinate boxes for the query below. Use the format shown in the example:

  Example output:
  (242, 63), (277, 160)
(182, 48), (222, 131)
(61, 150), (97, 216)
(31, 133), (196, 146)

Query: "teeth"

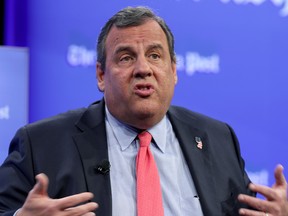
(140, 87), (149, 90)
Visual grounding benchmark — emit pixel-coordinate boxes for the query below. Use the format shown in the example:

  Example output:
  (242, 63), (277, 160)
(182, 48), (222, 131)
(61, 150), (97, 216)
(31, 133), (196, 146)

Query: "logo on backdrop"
(67, 44), (220, 76)
(191, 0), (288, 17)
(67, 45), (96, 67)
(0, 105), (9, 120)
(176, 52), (220, 76)
(219, 0), (288, 17)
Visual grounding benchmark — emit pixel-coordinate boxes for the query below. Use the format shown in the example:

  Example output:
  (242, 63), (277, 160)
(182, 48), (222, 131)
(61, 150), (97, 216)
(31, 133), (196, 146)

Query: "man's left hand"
(238, 164), (288, 216)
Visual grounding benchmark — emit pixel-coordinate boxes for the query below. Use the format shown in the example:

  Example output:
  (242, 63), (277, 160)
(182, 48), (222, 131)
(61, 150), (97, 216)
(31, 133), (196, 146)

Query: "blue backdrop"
(0, 46), (28, 163)
(2, 0), (288, 187)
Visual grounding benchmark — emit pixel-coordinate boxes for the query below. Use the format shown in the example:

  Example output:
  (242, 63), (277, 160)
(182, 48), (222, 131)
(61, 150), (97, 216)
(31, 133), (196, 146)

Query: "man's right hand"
(16, 173), (98, 216)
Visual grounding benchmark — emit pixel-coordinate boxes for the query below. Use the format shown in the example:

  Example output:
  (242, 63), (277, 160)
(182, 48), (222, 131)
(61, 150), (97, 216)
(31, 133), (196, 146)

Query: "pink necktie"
(136, 131), (164, 216)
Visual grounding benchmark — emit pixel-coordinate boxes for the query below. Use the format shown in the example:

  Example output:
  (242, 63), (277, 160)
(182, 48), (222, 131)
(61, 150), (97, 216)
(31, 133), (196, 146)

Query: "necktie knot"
(138, 131), (152, 148)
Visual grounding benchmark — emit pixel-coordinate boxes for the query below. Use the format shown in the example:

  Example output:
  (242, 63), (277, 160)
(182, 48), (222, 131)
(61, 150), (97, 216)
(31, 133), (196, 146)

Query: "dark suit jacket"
(0, 99), (254, 216)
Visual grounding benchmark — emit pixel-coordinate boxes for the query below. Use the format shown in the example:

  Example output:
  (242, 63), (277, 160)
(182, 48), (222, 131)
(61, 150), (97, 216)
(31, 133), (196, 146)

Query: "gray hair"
(97, 6), (176, 71)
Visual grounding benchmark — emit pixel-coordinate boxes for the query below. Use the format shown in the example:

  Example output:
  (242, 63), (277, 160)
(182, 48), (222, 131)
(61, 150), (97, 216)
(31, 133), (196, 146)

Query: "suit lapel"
(168, 108), (219, 215)
(73, 100), (112, 216)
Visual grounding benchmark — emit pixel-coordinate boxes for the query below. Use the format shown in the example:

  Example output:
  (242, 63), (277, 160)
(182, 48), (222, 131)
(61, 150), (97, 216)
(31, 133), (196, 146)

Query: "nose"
(133, 56), (152, 78)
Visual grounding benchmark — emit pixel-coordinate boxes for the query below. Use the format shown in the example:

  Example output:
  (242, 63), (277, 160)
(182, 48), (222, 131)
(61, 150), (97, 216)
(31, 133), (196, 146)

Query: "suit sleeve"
(0, 126), (36, 215)
(226, 123), (256, 198)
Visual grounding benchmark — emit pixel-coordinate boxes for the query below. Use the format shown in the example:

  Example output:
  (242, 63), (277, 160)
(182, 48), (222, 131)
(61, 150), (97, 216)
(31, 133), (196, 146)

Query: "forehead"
(105, 20), (169, 52)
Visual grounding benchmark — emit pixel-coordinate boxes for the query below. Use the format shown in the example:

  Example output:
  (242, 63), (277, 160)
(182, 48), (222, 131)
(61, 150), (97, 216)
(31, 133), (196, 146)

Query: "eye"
(149, 53), (160, 60)
(120, 55), (134, 62)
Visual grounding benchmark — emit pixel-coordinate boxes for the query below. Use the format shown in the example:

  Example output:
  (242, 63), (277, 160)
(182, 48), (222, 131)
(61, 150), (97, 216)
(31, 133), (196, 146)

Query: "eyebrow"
(147, 43), (164, 52)
(114, 43), (164, 56)
(114, 46), (134, 55)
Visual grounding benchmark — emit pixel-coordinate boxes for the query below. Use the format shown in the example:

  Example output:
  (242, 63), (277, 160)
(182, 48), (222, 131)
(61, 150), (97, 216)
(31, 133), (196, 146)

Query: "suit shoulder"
(25, 107), (87, 132)
(169, 105), (228, 128)
(24, 100), (103, 133)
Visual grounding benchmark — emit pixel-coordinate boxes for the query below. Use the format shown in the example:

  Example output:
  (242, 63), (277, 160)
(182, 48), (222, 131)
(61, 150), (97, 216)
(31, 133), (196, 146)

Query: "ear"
(96, 62), (105, 92)
(172, 62), (178, 85)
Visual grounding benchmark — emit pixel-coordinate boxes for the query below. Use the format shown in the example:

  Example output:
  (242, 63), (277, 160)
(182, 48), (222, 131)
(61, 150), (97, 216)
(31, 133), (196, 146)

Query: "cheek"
(161, 70), (177, 86)
(106, 73), (130, 94)
(162, 74), (177, 96)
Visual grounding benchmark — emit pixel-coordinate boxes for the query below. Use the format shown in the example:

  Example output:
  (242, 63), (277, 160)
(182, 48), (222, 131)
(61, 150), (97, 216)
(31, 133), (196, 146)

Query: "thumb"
(31, 173), (49, 196)
(274, 164), (287, 188)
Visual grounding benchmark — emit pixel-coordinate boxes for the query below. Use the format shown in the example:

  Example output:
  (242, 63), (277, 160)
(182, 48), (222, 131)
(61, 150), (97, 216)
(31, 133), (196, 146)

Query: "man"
(0, 6), (287, 216)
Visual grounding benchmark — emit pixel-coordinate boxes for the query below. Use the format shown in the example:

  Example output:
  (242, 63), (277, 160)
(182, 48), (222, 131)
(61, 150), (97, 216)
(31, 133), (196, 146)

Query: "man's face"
(97, 20), (177, 129)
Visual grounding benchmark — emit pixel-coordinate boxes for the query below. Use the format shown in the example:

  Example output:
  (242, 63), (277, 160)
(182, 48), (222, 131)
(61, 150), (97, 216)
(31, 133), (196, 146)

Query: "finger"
(58, 192), (95, 210)
(63, 201), (98, 216)
(248, 183), (276, 201)
(274, 164), (287, 187)
(238, 194), (273, 212)
(31, 173), (49, 196)
(82, 213), (96, 216)
(239, 208), (268, 216)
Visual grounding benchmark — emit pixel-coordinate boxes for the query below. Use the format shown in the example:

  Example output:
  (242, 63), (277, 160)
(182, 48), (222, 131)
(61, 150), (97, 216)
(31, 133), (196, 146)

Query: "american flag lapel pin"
(195, 137), (203, 150)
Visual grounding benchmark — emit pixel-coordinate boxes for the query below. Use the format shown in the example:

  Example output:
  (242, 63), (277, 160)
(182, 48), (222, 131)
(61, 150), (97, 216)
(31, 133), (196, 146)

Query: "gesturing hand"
(16, 173), (98, 216)
(238, 164), (288, 216)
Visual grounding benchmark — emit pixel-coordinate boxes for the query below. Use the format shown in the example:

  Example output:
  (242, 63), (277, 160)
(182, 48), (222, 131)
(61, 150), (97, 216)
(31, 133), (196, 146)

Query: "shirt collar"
(148, 117), (167, 153)
(105, 106), (167, 153)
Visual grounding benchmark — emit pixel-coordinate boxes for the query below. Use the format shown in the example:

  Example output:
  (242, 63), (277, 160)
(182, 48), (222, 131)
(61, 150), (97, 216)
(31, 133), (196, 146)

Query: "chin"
(138, 101), (156, 111)
(136, 105), (166, 121)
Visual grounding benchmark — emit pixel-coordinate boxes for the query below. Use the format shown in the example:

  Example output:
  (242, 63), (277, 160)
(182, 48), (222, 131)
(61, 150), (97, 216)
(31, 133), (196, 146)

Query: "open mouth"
(134, 84), (155, 97)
